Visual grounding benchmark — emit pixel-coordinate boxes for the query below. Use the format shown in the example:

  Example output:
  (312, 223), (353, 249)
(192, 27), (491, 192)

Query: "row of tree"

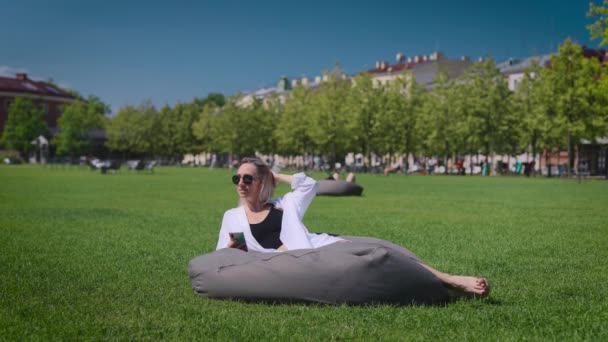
(99, 39), (607, 175)
(2, 39), (606, 176)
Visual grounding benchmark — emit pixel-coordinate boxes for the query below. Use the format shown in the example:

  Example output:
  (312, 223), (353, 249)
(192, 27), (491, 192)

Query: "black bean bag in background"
(316, 180), (364, 196)
(188, 236), (450, 305)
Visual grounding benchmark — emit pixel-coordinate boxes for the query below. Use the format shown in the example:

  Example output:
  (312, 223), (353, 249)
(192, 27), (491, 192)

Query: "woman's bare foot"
(445, 275), (490, 298)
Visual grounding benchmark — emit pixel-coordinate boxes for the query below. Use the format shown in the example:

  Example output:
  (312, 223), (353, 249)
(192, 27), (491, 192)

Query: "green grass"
(1, 165), (607, 341)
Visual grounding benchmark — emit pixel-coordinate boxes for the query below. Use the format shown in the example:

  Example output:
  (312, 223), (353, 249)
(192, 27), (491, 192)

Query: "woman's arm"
(273, 173), (293, 186)
(274, 172), (317, 220)
(216, 211), (234, 250)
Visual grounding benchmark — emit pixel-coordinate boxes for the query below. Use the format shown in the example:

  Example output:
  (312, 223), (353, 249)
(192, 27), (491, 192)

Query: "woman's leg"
(346, 172), (356, 183)
(416, 262), (490, 297)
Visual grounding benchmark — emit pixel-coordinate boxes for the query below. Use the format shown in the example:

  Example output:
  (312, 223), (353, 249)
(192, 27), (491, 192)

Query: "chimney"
(291, 79), (299, 88)
(396, 52), (405, 64)
(375, 61), (381, 69)
(315, 76), (322, 84)
(407, 57), (413, 64)
(414, 56), (421, 63)
(430, 52), (443, 61)
(301, 77), (309, 86)
(461, 56), (470, 61)
(16, 73), (28, 81)
(478, 57), (484, 62)
(422, 55), (428, 62)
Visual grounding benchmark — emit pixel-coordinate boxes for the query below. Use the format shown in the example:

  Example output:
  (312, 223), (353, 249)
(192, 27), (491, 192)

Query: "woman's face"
(235, 163), (262, 203)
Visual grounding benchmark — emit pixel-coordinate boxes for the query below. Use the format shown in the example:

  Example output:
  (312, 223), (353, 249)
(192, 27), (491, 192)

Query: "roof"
(365, 62), (413, 76)
(497, 54), (553, 74)
(0, 74), (75, 100)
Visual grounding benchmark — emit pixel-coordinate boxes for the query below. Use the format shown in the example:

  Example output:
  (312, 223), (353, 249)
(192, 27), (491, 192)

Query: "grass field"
(1, 165), (607, 341)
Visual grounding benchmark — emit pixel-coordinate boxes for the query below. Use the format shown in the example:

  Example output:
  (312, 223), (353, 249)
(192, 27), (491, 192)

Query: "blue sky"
(0, 0), (599, 113)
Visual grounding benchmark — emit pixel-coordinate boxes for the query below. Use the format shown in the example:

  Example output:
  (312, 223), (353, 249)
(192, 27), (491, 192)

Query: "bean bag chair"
(188, 236), (450, 305)
(316, 180), (364, 196)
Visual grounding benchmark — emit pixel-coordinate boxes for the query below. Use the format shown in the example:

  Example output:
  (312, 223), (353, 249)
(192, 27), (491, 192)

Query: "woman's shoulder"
(223, 206), (243, 218)
(269, 197), (284, 209)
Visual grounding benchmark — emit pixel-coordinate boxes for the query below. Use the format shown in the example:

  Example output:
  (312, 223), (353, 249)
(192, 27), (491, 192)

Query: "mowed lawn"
(1, 165), (607, 341)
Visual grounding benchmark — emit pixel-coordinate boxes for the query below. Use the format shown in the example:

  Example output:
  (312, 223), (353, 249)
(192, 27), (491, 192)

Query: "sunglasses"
(232, 174), (255, 185)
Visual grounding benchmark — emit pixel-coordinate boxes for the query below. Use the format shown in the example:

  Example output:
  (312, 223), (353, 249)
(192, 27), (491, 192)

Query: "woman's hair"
(239, 157), (275, 204)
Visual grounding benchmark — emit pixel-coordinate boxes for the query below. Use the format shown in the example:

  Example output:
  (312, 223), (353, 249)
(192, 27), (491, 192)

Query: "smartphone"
(229, 232), (248, 252)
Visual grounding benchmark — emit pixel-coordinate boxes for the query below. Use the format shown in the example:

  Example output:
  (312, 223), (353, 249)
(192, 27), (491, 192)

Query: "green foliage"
(0, 97), (47, 159)
(460, 58), (512, 158)
(307, 68), (354, 162)
(347, 73), (384, 163)
(192, 103), (220, 153)
(544, 39), (606, 173)
(275, 86), (315, 155)
(104, 102), (156, 156)
(102, 42), (607, 171)
(509, 59), (571, 166)
(420, 71), (459, 159)
(198, 92), (226, 108)
(53, 96), (109, 157)
(156, 102), (200, 159)
(249, 99), (279, 155)
(379, 75), (424, 163)
(588, 0), (608, 46)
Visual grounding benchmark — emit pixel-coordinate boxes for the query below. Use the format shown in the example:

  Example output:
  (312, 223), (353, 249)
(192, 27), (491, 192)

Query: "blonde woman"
(216, 157), (490, 297)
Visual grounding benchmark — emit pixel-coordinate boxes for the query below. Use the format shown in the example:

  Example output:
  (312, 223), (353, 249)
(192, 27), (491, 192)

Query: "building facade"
(0, 73), (76, 135)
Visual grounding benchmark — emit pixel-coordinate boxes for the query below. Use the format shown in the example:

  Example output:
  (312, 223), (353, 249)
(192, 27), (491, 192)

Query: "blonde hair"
(239, 157), (275, 204)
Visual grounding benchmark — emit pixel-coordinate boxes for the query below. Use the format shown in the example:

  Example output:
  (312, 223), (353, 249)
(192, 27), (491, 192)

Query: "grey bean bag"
(317, 180), (364, 196)
(188, 236), (450, 305)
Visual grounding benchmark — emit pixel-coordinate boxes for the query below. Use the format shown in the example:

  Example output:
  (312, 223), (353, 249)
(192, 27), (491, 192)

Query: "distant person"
(384, 161), (402, 176)
(326, 172), (356, 183)
(456, 159), (464, 175)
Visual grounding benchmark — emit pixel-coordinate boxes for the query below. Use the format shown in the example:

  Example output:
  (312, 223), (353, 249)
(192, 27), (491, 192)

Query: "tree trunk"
(557, 147), (561, 177)
(547, 150), (552, 178)
(567, 132), (572, 178)
(531, 135), (537, 177)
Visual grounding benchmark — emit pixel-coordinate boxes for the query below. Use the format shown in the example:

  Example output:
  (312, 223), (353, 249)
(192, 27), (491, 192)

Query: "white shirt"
(216, 173), (344, 252)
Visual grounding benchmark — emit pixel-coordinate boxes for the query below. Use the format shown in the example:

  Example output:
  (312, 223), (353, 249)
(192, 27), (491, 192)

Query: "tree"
(104, 104), (154, 158)
(420, 70), (460, 172)
(308, 68), (354, 164)
(510, 60), (553, 173)
(347, 73), (383, 169)
(0, 97), (47, 159)
(380, 74), (425, 169)
(249, 98), (279, 155)
(197, 93), (226, 108)
(461, 58), (511, 164)
(545, 39), (605, 176)
(275, 85), (315, 156)
(192, 103), (219, 153)
(588, 1), (608, 46)
(53, 96), (109, 158)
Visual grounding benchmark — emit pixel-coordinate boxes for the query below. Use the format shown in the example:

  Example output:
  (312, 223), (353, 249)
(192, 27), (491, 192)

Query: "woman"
(216, 157), (490, 297)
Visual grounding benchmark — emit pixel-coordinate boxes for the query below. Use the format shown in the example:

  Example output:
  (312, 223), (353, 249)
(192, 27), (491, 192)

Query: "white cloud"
(0, 65), (29, 77)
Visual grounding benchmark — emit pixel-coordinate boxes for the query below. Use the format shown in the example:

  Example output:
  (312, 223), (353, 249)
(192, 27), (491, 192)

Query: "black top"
(250, 206), (284, 249)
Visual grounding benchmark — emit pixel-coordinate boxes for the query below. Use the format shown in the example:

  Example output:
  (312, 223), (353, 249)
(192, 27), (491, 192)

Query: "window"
(41, 103), (49, 115)
(5, 99), (13, 111)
